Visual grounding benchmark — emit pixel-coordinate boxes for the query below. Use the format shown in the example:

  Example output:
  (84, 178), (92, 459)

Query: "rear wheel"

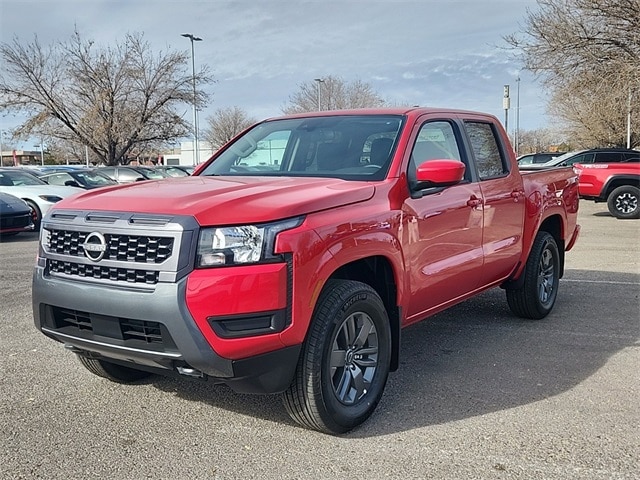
(283, 280), (391, 434)
(506, 231), (560, 319)
(607, 185), (640, 219)
(77, 356), (152, 383)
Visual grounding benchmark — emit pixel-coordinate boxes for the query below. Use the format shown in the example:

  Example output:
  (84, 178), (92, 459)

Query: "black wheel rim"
(329, 311), (379, 405)
(537, 244), (556, 306)
(615, 192), (638, 214)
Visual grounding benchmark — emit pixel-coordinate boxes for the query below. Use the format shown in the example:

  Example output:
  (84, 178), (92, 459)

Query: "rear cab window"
(464, 122), (508, 180)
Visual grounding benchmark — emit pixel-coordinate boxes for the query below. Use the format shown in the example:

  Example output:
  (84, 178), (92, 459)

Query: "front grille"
(1, 212), (31, 229)
(49, 259), (159, 284)
(47, 229), (173, 263)
(51, 306), (175, 349)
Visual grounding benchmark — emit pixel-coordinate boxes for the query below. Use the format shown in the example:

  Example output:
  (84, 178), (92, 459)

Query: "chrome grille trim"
(47, 229), (174, 263)
(40, 210), (198, 288)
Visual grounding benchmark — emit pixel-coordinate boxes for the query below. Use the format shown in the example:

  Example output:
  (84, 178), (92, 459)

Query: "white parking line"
(562, 278), (640, 285)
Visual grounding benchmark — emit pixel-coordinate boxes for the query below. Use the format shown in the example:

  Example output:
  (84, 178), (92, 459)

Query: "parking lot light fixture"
(181, 33), (202, 165)
(314, 78), (325, 111)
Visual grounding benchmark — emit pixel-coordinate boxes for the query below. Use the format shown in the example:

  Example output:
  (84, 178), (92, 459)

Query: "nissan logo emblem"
(81, 232), (107, 262)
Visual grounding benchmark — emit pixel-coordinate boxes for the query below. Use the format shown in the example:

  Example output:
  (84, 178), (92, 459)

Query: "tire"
(283, 280), (392, 434)
(506, 231), (560, 320)
(77, 355), (152, 383)
(24, 200), (42, 230)
(607, 185), (640, 219)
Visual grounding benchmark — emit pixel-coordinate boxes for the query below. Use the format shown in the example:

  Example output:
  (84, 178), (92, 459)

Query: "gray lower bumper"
(32, 267), (301, 393)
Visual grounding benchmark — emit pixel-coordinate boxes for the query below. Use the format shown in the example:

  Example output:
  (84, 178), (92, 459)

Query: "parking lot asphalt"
(0, 200), (638, 480)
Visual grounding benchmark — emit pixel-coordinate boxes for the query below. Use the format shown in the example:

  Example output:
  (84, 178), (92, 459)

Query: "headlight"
(38, 195), (64, 203)
(197, 217), (303, 267)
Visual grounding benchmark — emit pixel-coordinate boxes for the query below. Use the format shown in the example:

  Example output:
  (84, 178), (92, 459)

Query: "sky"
(0, 0), (547, 149)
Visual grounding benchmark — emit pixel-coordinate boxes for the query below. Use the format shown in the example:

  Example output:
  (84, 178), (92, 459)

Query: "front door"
(402, 119), (484, 323)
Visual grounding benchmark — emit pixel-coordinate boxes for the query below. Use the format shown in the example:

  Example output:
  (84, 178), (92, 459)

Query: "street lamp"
(314, 78), (325, 111)
(503, 84), (511, 134)
(33, 143), (44, 166)
(515, 76), (521, 156)
(182, 33), (202, 165)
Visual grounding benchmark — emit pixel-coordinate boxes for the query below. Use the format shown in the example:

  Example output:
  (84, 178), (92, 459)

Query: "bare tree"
(202, 106), (256, 149)
(517, 127), (572, 154)
(0, 31), (213, 165)
(283, 76), (386, 114)
(506, 0), (640, 148)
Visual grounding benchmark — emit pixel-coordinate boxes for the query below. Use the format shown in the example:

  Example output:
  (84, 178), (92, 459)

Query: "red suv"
(574, 162), (640, 219)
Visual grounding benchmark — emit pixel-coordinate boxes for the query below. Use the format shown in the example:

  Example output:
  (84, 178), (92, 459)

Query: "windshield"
(77, 171), (116, 186)
(0, 170), (47, 186)
(199, 115), (405, 181)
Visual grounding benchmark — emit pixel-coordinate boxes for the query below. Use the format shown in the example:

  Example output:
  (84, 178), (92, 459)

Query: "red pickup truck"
(573, 162), (640, 219)
(33, 107), (580, 434)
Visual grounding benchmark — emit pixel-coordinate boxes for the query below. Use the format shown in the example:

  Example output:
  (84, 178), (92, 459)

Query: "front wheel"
(607, 185), (640, 219)
(283, 280), (392, 434)
(506, 231), (560, 320)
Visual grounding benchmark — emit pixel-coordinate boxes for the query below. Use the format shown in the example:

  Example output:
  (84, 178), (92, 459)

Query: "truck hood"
(53, 176), (376, 225)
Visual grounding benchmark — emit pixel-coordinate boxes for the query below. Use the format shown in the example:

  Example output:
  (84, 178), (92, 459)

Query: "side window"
(595, 152), (622, 163)
(465, 122), (507, 179)
(564, 153), (593, 166)
(240, 131), (290, 170)
(118, 169), (144, 183)
(409, 121), (463, 176)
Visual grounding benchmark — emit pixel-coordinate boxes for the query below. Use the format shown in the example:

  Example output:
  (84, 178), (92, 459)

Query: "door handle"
(510, 189), (525, 201)
(467, 196), (483, 208)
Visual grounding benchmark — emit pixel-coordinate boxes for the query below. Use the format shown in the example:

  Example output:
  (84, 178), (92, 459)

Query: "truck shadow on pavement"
(151, 268), (639, 437)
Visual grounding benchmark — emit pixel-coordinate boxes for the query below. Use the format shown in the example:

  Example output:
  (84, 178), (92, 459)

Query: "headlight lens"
(196, 217), (303, 267)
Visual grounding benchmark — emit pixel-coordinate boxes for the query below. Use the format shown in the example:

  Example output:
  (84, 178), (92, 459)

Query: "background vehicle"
(522, 148), (640, 170)
(157, 165), (194, 177)
(0, 192), (35, 236)
(33, 107), (580, 434)
(0, 168), (80, 229)
(574, 162), (640, 219)
(517, 151), (566, 166)
(97, 166), (169, 183)
(39, 170), (118, 189)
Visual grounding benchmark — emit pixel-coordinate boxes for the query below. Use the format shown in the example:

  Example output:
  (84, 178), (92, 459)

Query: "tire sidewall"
(608, 186), (640, 219)
(317, 284), (391, 431)
(534, 233), (560, 315)
(25, 200), (42, 230)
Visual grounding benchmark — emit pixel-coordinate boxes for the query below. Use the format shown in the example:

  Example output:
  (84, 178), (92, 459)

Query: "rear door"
(463, 118), (525, 286)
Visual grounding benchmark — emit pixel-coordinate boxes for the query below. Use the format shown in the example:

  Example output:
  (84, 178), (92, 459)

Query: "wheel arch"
(504, 213), (565, 290)
(537, 214), (565, 279)
(329, 255), (401, 372)
(602, 175), (640, 200)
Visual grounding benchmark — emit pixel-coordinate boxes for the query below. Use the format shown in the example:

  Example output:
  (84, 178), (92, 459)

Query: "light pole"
(515, 76), (521, 156)
(314, 78), (324, 111)
(503, 84), (510, 135)
(34, 143), (44, 166)
(182, 33), (202, 165)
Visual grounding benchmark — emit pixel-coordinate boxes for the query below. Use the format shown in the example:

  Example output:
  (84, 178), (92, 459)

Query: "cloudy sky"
(1, 0), (547, 147)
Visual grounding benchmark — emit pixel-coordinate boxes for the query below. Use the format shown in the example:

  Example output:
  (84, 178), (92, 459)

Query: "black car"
(0, 192), (35, 236)
(39, 169), (118, 189)
(97, 166), (169, 184)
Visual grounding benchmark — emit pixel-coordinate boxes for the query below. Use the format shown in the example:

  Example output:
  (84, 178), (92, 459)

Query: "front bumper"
(33, 267), (300, 394)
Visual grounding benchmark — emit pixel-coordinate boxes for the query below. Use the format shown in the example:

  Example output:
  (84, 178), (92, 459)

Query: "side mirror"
(415, 159), (466, 188)
(64, 180), (81, 188)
